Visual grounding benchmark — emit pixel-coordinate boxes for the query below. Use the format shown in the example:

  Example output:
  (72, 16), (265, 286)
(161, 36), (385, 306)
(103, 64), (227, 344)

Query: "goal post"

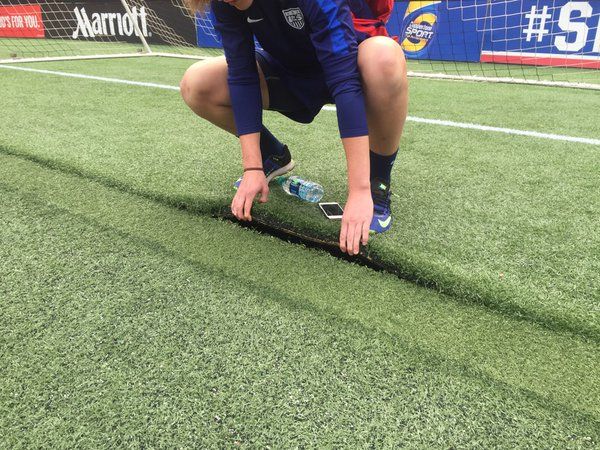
(118, 0), (151, 55)
(1, 0), (598, 90)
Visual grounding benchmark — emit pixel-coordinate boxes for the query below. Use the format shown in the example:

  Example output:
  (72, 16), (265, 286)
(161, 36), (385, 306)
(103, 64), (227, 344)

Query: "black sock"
(369, 148), (398, 184)
(260, 125), (285, 162)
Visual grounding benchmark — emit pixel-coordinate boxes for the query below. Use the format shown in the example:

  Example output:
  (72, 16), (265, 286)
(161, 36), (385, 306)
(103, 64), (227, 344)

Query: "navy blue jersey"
(212, 0), (370, 139)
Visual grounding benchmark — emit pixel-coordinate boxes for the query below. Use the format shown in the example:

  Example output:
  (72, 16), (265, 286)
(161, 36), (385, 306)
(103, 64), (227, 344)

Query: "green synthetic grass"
(8, 57), (600, 136)
(0, 38), (213, 60)
(1, 58), (598, 342)
(1, 56), (599, 445)
(0, 37), (146, 59)
(1, 153), (599, 447)
(408, 59), (600, 85)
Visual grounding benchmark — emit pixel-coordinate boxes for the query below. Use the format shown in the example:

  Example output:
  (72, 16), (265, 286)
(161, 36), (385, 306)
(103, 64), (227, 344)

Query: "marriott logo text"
(72, 6), (150, 39)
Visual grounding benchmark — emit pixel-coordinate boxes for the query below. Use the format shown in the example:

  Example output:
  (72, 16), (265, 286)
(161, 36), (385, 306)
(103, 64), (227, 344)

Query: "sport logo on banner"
(400, 1), (441, 57)
(0, 4), (44, 38)
(282, 8), (304, 30)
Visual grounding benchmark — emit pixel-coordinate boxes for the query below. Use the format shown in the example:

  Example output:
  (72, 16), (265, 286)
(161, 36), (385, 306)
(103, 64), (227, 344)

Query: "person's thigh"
(180, 55), (270, 110)
(256, 49), (331, 124)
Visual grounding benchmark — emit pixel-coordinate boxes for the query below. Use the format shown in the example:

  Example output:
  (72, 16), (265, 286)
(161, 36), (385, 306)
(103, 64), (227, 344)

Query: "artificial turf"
(1, 56), (599, 445)
(1, 58), (598, 342)
(0, 38), (210, 61)
(1, 153), (599, 447)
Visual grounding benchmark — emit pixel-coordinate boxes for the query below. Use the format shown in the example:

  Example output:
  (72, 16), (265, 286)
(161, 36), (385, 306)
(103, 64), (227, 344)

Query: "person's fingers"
(352, 222), (362, 255)
(361, 221), (370, 246)
(346, 222), (356, 255)
(259, 184), (269, 203)
(339, 220), (348, 253)
(231, 195), (241, 220)
(243, 194), (253, 221)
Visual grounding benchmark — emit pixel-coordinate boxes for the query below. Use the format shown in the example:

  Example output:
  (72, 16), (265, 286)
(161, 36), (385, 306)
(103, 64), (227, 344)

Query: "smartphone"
(319, 202), (344, 220)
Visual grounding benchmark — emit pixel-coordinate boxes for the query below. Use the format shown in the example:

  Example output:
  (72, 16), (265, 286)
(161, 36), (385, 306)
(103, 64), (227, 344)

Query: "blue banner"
(196, 10), (220, 48)
(195, 1), (600, 69)
(479, 0), (600, 68)
(390, 1), (480, 62)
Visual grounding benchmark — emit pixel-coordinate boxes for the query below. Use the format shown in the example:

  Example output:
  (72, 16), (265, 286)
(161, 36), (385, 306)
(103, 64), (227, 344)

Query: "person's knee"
(179, 68), (193, 104)
(359, 38), (407, 95)
(180, 59), (227, 111)
(180, 63), (209, 107)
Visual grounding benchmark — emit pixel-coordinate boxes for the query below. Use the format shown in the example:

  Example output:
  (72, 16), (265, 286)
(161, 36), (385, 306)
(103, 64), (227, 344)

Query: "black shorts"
(255, 48), (334, 124)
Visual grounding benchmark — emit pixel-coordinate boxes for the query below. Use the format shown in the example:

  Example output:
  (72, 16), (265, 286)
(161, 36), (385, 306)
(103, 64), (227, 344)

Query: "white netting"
(446, 0), (600, 49)
(168, 0), (219, 43)
(396, 0), (600, 88)
(0, 0), (220, 61)
(1, 0), (598, 89)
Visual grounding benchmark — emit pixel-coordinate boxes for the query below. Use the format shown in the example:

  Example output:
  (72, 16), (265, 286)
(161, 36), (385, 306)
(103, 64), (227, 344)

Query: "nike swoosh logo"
(247, 17), (263, 23)
(378, 216), (392, 228)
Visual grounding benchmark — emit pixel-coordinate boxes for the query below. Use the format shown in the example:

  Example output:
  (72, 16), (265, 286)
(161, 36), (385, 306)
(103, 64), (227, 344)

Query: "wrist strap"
(243, 167), (264, 173)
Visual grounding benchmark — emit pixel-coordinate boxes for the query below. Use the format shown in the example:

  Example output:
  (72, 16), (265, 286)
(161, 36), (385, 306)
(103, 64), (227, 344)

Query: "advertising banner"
(6, 0), (199, 46)
(61, 1), (196, 46)
(196, 1), (485, 62)
(480, 0), (600, 69)
(196, 11), (221, 48)
(29, 0), (592, 70)
(390, 1), (481, 63)
(0, 4), (44, 38)
(68, 3), (151, 42)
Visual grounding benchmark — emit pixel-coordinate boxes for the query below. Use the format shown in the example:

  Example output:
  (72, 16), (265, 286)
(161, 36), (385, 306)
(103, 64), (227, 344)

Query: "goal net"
(0, 0), (220, 62)
(1, 0), (598, 89)
(398, 0), (600, 89)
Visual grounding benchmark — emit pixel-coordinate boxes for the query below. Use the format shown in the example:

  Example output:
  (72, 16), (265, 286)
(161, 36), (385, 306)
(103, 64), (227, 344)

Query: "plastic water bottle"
(277, 176), (324, 203)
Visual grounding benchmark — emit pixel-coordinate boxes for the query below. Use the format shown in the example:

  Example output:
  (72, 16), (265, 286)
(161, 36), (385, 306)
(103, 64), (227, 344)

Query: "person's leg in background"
(357, 36), (409, 232)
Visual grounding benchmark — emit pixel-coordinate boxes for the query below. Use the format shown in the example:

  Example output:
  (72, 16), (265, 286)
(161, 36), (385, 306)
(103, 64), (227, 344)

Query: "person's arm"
(212, 1), (268, 221)
(298, 0), (372, 254)
(339, 135), (372, 254)
(297, 0), (369, 139)
(212, 0), (262, 136)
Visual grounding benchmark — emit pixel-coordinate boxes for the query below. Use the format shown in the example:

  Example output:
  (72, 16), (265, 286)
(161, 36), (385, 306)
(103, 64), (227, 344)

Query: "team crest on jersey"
(282, 8), (304, 30)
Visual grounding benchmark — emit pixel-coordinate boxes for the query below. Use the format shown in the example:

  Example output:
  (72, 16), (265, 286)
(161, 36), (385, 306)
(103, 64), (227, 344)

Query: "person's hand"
(231, 170), (268, 221)
(340, 189), (373, 255)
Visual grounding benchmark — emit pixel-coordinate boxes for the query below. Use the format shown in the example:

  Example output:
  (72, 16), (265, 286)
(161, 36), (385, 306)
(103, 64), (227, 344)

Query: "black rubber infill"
(218, 213), (396, 273)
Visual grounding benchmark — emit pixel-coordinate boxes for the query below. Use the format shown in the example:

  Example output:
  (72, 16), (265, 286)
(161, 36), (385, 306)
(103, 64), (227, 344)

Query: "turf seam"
(3, 182), (599, 433)
(1, 144), (598, 344)
(218, 210), (600, 345)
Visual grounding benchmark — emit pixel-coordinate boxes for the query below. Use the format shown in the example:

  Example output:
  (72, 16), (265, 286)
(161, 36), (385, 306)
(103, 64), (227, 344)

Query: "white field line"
(323, 109), (600, 146)
(411, 116), (599, 145)
(0, 64), (180, 91)
(2, 64), (599, 146)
